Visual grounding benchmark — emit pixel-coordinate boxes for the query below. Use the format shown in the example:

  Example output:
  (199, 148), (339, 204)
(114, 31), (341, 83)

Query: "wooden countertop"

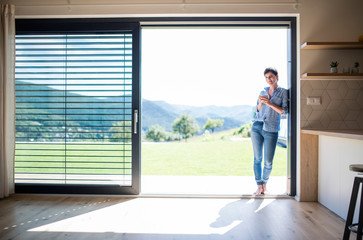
(301, 129), (363, 141)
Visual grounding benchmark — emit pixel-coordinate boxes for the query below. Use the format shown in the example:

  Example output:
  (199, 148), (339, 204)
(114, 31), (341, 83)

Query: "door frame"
(15, 16), (297, 196)
(137, 16), (297, 196)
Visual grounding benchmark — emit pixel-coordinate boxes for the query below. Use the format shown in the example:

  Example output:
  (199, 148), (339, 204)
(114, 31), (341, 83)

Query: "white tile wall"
(301, 80), (363, 129)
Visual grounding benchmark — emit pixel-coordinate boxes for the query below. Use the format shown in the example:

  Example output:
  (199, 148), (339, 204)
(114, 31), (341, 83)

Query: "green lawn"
(142, 139), (287, 176)
(15, 143), (132, 175)
(15, 136), (287, 177)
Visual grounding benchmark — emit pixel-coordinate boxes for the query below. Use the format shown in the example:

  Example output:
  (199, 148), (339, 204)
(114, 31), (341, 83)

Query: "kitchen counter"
(300, 129), (363, 220)
(301, 129), (363, 141)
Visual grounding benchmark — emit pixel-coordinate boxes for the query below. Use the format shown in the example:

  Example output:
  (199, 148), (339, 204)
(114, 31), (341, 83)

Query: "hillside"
(14, 80), (255, 137)
(142, 99), (254, 134)
(141, 100), (178, 132)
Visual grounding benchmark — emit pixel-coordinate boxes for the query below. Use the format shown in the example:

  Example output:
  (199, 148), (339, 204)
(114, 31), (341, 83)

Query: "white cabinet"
(318, 135), (363, 221)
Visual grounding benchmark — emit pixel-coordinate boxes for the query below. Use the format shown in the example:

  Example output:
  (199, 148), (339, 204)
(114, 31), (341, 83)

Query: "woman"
(251, 68), (288, 195)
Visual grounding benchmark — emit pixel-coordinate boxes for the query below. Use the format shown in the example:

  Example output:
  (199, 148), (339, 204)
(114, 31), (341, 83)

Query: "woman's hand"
(259, 95), (270, 105)
(259, 95), (284, 114)
(257, 95), (269, 111)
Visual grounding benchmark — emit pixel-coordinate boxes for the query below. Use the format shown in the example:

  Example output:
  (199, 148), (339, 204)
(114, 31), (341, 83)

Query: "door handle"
(133, 109), (138, 134)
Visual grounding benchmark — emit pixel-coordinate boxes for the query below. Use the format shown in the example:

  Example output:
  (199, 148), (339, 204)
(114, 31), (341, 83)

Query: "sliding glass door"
(14, 20), (140, 194)
(14, 17), (296, 196)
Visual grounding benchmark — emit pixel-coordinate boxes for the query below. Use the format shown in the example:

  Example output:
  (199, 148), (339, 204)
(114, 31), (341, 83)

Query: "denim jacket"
(253, 87), (288, 133)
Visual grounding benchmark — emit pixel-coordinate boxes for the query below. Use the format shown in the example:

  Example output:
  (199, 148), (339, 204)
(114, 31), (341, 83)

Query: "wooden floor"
(0, 195), (354, 240)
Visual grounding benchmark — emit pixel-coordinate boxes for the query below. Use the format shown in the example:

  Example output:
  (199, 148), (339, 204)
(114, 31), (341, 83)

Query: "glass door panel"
(14, 24), (140, 195)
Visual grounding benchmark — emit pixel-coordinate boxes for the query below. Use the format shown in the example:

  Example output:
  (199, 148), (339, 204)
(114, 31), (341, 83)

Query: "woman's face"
(264, 72), (278, 86)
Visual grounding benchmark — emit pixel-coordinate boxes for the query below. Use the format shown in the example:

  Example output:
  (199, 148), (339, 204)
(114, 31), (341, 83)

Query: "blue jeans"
(251, 121), (278, 185)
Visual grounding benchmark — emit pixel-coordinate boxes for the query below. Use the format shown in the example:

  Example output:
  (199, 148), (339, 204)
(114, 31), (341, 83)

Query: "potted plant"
(351, 62), (360, 74)
(330, 61), (339, 73)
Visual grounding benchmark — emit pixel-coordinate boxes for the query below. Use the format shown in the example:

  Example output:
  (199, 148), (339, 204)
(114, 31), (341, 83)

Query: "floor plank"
(0, 195), (353, 240)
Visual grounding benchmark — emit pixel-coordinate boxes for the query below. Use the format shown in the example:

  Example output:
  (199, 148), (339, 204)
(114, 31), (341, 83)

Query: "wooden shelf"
(301, 73), (363, 80)
(301, 42), (363, 50)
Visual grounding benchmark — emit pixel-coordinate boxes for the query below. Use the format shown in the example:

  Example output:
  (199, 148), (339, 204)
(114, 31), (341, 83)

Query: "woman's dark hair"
(264, 67), (278, 77)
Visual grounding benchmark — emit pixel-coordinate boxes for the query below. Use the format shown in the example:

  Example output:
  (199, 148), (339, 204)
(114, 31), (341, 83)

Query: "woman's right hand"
(257, 95), (265, 111)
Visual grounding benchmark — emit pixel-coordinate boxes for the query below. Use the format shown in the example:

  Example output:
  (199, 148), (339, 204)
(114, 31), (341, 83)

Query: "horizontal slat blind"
(15, 34), (133, 185)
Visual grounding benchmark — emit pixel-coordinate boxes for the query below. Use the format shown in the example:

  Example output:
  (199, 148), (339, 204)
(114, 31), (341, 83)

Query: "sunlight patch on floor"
(26, 198), (279, 235)
(254, 199), (276, 213)
(28, 198), (248, 235)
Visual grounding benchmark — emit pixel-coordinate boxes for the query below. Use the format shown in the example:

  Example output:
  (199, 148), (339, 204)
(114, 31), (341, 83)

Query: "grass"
(14, 130), (287, 177)
(142, 138), (287, 176)
(15, 143), (132, 175)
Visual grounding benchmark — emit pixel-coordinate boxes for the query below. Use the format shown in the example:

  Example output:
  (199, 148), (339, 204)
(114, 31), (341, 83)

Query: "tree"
(172, 113), (200, 141)
(109, 121), (132, 143)
(203, 118), (224, 133)
(233, 122), (252, 138)
(145, 125), (167, 142)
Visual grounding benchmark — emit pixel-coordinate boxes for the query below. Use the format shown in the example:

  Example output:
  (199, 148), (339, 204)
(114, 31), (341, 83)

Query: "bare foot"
(254, 185), (264, 195)
(262, 184), (268, 194)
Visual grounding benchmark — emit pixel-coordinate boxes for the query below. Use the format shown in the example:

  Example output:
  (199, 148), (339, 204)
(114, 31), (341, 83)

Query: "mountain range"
(14, 80), (255, 137)
(141, 99), (255, 134)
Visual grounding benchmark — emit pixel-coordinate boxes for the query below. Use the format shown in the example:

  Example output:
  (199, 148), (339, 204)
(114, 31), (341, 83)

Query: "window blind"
(15, 34), (133, 186)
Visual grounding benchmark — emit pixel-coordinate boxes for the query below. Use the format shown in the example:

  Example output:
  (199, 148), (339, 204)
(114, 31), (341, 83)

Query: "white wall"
(319, 135), (363, 220)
